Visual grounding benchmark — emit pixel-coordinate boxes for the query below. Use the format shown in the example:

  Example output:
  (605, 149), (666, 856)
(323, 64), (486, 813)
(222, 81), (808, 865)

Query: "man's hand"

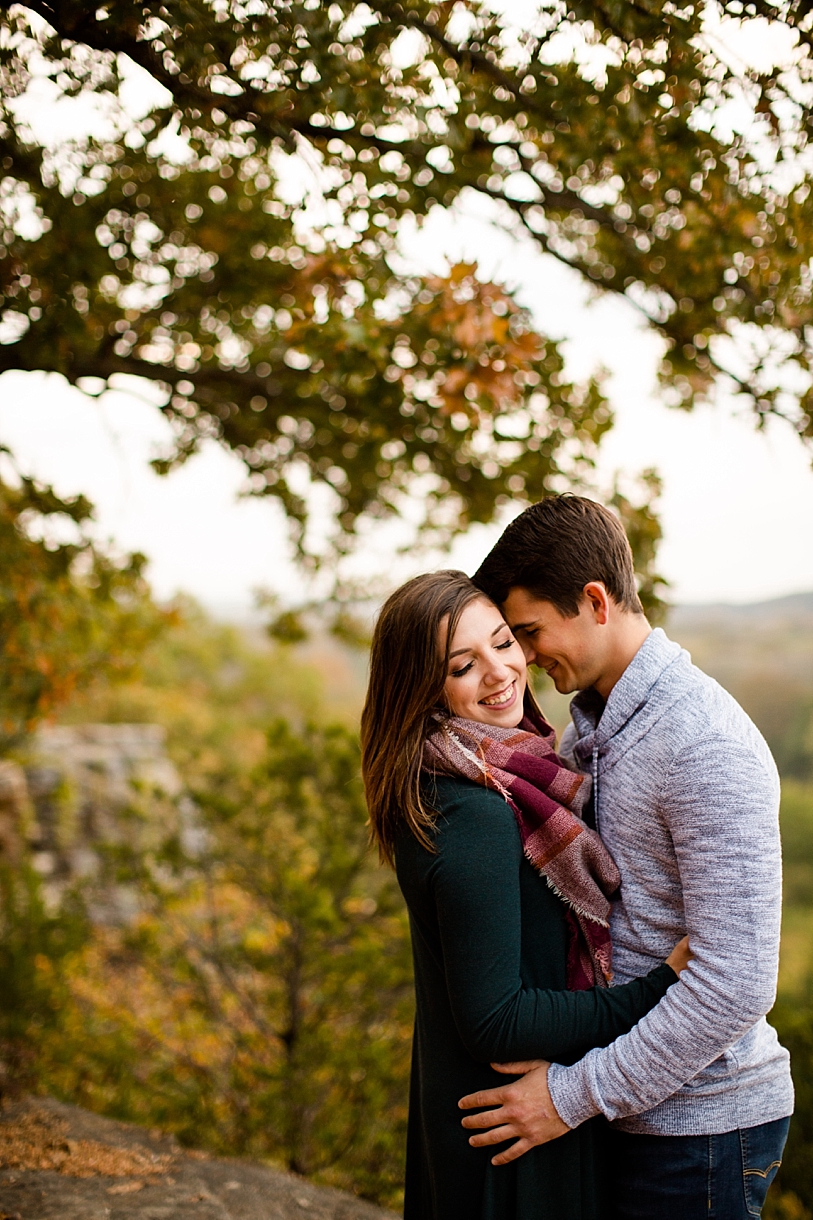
(458, 1060), (570, 1166)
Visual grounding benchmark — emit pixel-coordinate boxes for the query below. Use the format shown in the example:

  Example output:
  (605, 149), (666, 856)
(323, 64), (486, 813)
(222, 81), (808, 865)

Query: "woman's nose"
(483, 658), (512, 685)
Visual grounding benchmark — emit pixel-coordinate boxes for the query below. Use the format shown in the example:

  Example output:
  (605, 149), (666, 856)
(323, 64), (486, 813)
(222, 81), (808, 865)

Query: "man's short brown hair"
(473, 495), (644, 617)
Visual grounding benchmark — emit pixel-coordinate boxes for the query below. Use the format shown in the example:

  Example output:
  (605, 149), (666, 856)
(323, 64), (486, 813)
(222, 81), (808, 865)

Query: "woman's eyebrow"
(448, 624), (507, 659)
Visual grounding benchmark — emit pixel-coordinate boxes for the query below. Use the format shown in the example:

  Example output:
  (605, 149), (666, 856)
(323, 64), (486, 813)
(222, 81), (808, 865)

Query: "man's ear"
(582, 582), (611, 625)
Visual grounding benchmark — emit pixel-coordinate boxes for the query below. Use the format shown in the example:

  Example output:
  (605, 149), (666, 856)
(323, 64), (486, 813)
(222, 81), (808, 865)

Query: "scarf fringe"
(539, 871), (611, 929)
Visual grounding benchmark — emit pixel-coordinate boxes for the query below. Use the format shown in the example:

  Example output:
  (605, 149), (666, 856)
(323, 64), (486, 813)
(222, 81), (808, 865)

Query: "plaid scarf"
(422, 706), (619, 990)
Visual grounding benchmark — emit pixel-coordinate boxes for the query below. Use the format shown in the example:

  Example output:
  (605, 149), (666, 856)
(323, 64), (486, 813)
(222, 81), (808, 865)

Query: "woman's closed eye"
(449, 636), (515, 678)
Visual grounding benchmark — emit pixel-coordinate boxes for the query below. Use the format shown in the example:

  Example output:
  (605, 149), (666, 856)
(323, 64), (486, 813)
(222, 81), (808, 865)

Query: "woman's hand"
(666, 935), (693, 975)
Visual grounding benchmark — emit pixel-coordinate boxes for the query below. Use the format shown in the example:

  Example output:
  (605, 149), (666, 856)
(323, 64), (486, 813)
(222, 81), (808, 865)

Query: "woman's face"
(441, 597), (527, 727)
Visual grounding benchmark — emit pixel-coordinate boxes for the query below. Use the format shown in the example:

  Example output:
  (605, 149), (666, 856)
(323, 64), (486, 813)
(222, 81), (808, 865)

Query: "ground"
(0, 1097), (397, 1220)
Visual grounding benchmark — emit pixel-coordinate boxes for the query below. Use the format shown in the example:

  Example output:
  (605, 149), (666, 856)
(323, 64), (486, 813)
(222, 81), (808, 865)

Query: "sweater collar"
(570, 627), (685, 749)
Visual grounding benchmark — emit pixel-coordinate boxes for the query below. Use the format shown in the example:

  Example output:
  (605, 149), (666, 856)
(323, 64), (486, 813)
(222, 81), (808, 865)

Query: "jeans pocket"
(740, 1118), (791, 1218)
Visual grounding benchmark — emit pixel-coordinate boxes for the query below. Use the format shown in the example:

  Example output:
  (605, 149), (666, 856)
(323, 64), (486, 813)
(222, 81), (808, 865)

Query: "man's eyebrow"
(448, 623), (508, 659)
(508, 620), (539, 633)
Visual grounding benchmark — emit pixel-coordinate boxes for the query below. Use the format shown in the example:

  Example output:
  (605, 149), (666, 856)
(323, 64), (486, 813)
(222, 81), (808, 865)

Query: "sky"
(1, 9), (812, 615)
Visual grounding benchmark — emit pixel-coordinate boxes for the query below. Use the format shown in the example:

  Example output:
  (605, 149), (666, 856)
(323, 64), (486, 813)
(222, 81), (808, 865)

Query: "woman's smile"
(442, 598), (527, 727)
(479, 680), (518, 709)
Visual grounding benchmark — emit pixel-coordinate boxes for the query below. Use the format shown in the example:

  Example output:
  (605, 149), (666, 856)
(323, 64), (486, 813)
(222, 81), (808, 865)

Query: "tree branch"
(0, 343), (282, 405)
(473, 183), (607, 279)
(367, 1), (528, 99)
(15, 0), (433, 159)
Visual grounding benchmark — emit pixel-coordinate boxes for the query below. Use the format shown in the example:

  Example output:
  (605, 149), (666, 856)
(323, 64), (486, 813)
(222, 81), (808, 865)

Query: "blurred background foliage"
(0, 588), (415, 1208)
(0, 453), (165, 749)
(2, 0), (813, 1214)
(33, 718), (413, 1205)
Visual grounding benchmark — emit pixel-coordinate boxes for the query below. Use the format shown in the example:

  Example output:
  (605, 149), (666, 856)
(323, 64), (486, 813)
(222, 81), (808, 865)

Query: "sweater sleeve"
(547, 735), (782, 1127)
(428, 784), (677, 1065)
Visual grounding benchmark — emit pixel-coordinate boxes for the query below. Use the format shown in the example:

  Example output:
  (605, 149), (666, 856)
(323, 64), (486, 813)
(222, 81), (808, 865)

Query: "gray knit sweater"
(548, 628), (794, 1135)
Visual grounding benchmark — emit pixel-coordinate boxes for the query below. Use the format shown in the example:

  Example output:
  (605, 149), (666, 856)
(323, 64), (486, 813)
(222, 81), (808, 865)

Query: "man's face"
(502, 587), (604, 694)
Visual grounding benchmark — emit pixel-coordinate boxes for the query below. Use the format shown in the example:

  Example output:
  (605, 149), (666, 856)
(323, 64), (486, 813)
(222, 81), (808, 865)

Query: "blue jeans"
(607, 1116), (791, 1219)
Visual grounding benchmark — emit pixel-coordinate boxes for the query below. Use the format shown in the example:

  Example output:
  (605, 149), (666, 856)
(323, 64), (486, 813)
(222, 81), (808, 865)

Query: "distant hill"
(666, 592), (813, 778)
(670, 590), (813, 633)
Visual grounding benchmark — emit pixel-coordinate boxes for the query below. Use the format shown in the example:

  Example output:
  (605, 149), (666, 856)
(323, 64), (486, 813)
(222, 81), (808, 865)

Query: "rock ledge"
(0, 1097), (397, 1220)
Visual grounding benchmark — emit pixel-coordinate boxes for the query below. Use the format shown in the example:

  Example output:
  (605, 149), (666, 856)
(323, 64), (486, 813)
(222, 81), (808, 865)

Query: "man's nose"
(519, 639), (536, 664)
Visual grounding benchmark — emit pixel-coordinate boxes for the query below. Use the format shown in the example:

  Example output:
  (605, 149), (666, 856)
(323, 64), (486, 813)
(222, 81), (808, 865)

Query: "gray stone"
(24, 724), (206, 921)
(0, 1098), (397, 1220)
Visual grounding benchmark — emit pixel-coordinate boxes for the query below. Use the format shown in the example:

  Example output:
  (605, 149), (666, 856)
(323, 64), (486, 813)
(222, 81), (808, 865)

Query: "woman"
(361, 571), (690, 1220)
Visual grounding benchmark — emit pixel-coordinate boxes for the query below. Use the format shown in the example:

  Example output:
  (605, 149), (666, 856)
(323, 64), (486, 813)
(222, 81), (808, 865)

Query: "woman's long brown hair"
(361, 570), (487, 866)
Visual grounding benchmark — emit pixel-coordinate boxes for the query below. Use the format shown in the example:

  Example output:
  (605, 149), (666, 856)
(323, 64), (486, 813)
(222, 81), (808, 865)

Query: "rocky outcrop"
(18, 724), (204, 921)
(0, 1098), (398, 1220)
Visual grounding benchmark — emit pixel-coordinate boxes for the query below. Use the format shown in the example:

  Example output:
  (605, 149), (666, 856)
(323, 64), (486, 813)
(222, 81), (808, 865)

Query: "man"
(463, 495), (793, 1217)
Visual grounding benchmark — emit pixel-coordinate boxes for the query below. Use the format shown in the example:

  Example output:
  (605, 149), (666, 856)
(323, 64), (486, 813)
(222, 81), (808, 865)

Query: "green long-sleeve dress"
(395, 775), (677, 1220)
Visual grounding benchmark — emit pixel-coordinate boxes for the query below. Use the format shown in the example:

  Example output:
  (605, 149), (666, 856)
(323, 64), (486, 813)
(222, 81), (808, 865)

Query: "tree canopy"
(1, 0), (812, 564)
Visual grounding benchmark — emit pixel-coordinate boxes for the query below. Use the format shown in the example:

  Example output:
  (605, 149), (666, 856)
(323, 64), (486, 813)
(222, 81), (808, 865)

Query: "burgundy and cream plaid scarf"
(423, 706), (619, 990)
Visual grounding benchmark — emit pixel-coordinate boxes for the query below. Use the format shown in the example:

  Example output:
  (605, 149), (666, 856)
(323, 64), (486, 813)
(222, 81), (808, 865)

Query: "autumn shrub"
(0, 862), (87, 1096)
(32, 718), (413, 1211)
(764, 996), (813, 1219)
